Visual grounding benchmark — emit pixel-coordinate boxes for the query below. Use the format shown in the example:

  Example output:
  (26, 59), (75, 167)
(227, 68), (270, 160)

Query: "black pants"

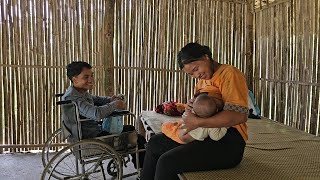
(98, 125), (146, 168)
(140, 127), (245, 180)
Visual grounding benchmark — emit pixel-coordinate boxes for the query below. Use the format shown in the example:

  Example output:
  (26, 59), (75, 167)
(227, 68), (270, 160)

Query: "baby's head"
(192, 93), (219, 118)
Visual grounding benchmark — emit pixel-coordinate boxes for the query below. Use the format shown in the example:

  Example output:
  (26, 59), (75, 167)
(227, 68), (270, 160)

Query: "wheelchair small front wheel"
(107, 159), (118, 177)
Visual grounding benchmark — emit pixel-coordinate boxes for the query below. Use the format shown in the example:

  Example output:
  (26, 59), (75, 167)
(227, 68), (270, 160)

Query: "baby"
(161, 93), (227, 144)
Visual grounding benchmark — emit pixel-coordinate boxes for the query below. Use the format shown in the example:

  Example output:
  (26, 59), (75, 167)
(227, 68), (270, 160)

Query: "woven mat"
(181, 118), (320, 180)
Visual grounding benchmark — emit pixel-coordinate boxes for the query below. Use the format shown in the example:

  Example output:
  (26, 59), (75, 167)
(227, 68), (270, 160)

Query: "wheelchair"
(41, 94), (67, 168)
(41, 94), (144, 180)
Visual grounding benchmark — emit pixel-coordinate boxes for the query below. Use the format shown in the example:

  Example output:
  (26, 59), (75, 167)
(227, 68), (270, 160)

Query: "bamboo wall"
(0, 0), (109, 152)
(253, 0), (320, 135)
(112, 0), (249, 126)
(5, 0), (318, 152)
(1, 0), (249, 152)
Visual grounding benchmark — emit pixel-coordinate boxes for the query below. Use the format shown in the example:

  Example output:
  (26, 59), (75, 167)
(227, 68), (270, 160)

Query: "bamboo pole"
(246, 0), (254, 91)
(0, 0), (5, 152)
(103, 0), (115, 96)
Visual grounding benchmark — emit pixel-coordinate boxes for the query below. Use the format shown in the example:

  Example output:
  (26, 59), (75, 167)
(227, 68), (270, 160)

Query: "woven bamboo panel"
(0, 0), (108, 152)
(0, 0), (248, 152)
(1, 0), (318, 153)
(253, 0), (320, 135)
(113, 0), (249, 126)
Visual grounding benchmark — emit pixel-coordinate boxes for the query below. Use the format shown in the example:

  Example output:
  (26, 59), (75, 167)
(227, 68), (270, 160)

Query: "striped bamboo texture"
(113, 0), (249, 126)
(0, 0), (109, 152)
(0, 0), (249, 151)
(253, 0), (320, 135)
(2, 0), (318, 152)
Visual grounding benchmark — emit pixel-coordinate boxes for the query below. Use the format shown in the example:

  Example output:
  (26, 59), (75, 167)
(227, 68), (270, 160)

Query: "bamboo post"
(103, 0), (115, 96)
(246, 0), (254, 91)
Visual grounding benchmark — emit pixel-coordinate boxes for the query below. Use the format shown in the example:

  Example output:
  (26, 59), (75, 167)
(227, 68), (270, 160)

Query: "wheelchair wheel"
(42, 128), (67, 167)
(107, 159), (118, 177)
(41, 139), (123, 180)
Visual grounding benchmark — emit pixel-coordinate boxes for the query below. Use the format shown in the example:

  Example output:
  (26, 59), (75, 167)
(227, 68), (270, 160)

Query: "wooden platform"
(140, 111), (320, 180)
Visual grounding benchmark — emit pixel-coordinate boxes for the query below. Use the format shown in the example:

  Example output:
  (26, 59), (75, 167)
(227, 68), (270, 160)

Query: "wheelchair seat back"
(60, 102), (82, 143)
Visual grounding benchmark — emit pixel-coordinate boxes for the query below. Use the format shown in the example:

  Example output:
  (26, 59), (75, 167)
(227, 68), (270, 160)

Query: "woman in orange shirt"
(141, 42), (249, 180)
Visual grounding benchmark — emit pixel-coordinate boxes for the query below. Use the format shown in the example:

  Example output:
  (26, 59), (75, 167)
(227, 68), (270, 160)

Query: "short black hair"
(66, 61), (92, 81)
(193, 94), (217, 118)
(177, 42), (213, 69)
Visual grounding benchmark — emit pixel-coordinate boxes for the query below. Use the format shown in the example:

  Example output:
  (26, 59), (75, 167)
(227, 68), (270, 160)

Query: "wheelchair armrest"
(109, 110), (131, 117)
(56, 100), (72, 105)
(78, 110), (131, 122)
(78, 118), (91, 122)
(55, 93), (64, 97)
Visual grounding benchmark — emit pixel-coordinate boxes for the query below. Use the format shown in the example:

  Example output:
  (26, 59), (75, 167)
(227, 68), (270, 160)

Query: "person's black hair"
(177, 42), (214, 69)
(66, 61), (92, 81)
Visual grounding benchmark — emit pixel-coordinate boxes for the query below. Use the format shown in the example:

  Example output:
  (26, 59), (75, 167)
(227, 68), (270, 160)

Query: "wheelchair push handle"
(108, 110), (131, 117)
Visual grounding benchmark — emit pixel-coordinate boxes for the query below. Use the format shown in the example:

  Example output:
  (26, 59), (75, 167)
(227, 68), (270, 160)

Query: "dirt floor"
(0, 152), (138, 180)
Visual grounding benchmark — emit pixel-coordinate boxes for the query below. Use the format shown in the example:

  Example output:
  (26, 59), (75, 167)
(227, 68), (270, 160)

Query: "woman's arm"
(182, 66), (249, 133)
(181, 110), (247, 134)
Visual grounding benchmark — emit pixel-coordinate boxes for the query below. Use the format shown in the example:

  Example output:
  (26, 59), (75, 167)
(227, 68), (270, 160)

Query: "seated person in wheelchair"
(63, 61), (146, 168)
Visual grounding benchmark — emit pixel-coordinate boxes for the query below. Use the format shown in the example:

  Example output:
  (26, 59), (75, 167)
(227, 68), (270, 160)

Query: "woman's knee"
(155, 152), (180, 180)
(146, 134), (166, 155)
(156, 152), (175, 170)
(231, 151), (244, 167)
(146, 134), (158, 148)
(147, 134), (177, 155)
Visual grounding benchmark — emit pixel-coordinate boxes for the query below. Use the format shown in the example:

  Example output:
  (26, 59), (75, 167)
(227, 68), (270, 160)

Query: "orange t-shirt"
(195, 64), (249, 141)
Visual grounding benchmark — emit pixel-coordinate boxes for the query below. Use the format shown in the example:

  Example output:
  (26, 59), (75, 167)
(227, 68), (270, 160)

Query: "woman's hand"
(185, 98), (195, 111)
(180, 111), (200, 134)
(185, 90), (200, 111)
